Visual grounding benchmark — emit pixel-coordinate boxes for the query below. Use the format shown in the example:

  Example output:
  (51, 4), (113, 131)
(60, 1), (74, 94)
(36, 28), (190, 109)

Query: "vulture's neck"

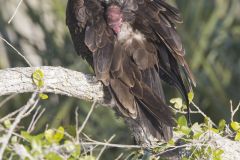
(107, 4), (145, 43)
(106, 4), (123, 34)
(117, 23), (146, 46)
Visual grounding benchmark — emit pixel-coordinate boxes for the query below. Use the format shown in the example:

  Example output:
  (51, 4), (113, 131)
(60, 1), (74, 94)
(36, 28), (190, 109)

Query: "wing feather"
(66, 0), (115, 84)
(133, 0), (196, 91)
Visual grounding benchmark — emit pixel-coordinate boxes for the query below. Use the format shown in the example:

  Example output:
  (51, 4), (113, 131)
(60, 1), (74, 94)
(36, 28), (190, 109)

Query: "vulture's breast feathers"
(116, 23), (158, 70)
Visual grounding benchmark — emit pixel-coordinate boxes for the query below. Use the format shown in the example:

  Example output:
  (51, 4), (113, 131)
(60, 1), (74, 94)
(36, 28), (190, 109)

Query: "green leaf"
(167, 139), (175, 146)
(53, 126), (64, 143)
(64, 140), (75, 152)
(32, 69), (44, 80)
(191, 122), (203, 139)
(38, 80), (44, 88)
(177, 115), (188, 126)
(21, 131), (32, 140)
(45, 152), (62, 160)
(4, 119), (11, 128)
(21, 131), (44, 143)
(191, 122), (203, 133)
(170, 98), (183, 109)
(180, 126), (191, 135)
(182, 104), (187, 110)
(204, 117), (212, 128)
(71, 144), (81, 158)
(188, 91), (194, 103)
(45, 127), (64, 143)
(213, 149), (224, 160)
(218, 119), (226, 131)
(11, 136), (18, 144)
(215, 149), (224, 156)
(32, 69), (44, 88)
(193, 132), (202, 139)
(45, 129), (55, 143)
(79, 156), (96, 160)
(235, 132), (240, 141)
(231, 121), (240, 131)
(210, 128), (219, 133)
(39, 93), (48, 100)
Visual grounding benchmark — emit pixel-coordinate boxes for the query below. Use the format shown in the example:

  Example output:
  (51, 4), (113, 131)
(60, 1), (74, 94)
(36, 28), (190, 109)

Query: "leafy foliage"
(2, 124), (89, 160)
(0, 94), (240, 159)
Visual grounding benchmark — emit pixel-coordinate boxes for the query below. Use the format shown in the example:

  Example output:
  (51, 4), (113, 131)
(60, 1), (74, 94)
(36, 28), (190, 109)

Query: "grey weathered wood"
(0, 66), (112, 106)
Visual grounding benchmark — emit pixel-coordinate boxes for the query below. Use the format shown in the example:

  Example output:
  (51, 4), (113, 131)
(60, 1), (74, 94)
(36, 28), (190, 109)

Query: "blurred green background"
(0, 0), (239, 159)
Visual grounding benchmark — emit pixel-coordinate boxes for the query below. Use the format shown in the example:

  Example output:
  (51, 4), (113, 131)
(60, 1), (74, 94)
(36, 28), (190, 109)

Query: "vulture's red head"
(106, 4), (123, 34)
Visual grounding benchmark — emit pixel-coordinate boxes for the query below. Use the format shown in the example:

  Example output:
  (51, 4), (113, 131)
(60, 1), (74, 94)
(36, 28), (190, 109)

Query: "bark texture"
(0, 66), (110, 105)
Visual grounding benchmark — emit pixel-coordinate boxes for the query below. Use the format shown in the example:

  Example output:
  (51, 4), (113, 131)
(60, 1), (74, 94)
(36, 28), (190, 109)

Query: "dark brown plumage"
(66, 0), (195, 141)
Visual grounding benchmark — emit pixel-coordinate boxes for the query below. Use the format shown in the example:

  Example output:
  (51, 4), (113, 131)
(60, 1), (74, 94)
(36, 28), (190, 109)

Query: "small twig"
(75, 107), (80, 142)
(191, 101), (217, 127)
(168, 105), (199, 114)
(30, 114), (44, 133)
(0, 94), (17, 109)
(22, 99), (39, 117)
(80, 133), (91, 154)
(156, 143), (208, 156)
(230, 100), (240, 122)
(63, 131), (75, 142)
(82, 132), (93, 142)
(0, 36), (32, 67)
(27, 105), (41, 132)
(83, 143), (99, 155)
(189, 134), (210, 159)
(8, 0), (24, 24)
(0, 107), (23, 123)
(0, 93), (38, 159)
(77, 101), (96, 136)
(188, 145), (199, 159)
(114, 153), (124, 160)
(81, 142), (141, 149)
(96, 135), (116, 160)
(28, 107), (45, 133)
(0, 127), (27, 142)
(81, 132), (142, 149)
(13, 144), (35, 160)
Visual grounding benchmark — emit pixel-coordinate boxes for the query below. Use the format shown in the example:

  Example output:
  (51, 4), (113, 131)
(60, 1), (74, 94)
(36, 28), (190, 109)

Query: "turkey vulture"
(66, 0), (196, 142)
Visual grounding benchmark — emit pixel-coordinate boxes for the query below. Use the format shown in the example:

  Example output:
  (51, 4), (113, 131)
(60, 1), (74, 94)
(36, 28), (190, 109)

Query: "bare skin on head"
(106, 4), (123, 34)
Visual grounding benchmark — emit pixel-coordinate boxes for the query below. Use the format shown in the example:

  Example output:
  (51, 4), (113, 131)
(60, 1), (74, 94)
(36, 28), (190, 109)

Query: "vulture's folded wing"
(66, 0), (115, 84)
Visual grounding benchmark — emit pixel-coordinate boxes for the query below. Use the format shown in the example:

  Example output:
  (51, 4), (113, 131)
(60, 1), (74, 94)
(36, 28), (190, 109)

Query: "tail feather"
(130, 68), (176, 141)
(132, 81), (176, 127)
(109, 75), (175, 141)
(137, 99), (173, 141)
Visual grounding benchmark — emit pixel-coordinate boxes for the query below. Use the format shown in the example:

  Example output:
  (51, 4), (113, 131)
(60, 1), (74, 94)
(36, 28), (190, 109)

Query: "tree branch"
(0, 66), (112, 106)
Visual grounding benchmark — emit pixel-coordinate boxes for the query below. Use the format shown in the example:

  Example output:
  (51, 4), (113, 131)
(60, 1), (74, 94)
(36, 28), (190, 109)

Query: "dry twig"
(96, 135), (116, 160)
(0, 36), (32, 67)
(230, 100), (240, 122)
(0, 93), (38, 159)
(0, 94), (17, 109)
(8, 0), (24, 24)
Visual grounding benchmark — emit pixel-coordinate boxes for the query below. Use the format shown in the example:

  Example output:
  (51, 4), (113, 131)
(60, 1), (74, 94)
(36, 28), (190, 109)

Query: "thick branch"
(0, 66), (112, 106)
